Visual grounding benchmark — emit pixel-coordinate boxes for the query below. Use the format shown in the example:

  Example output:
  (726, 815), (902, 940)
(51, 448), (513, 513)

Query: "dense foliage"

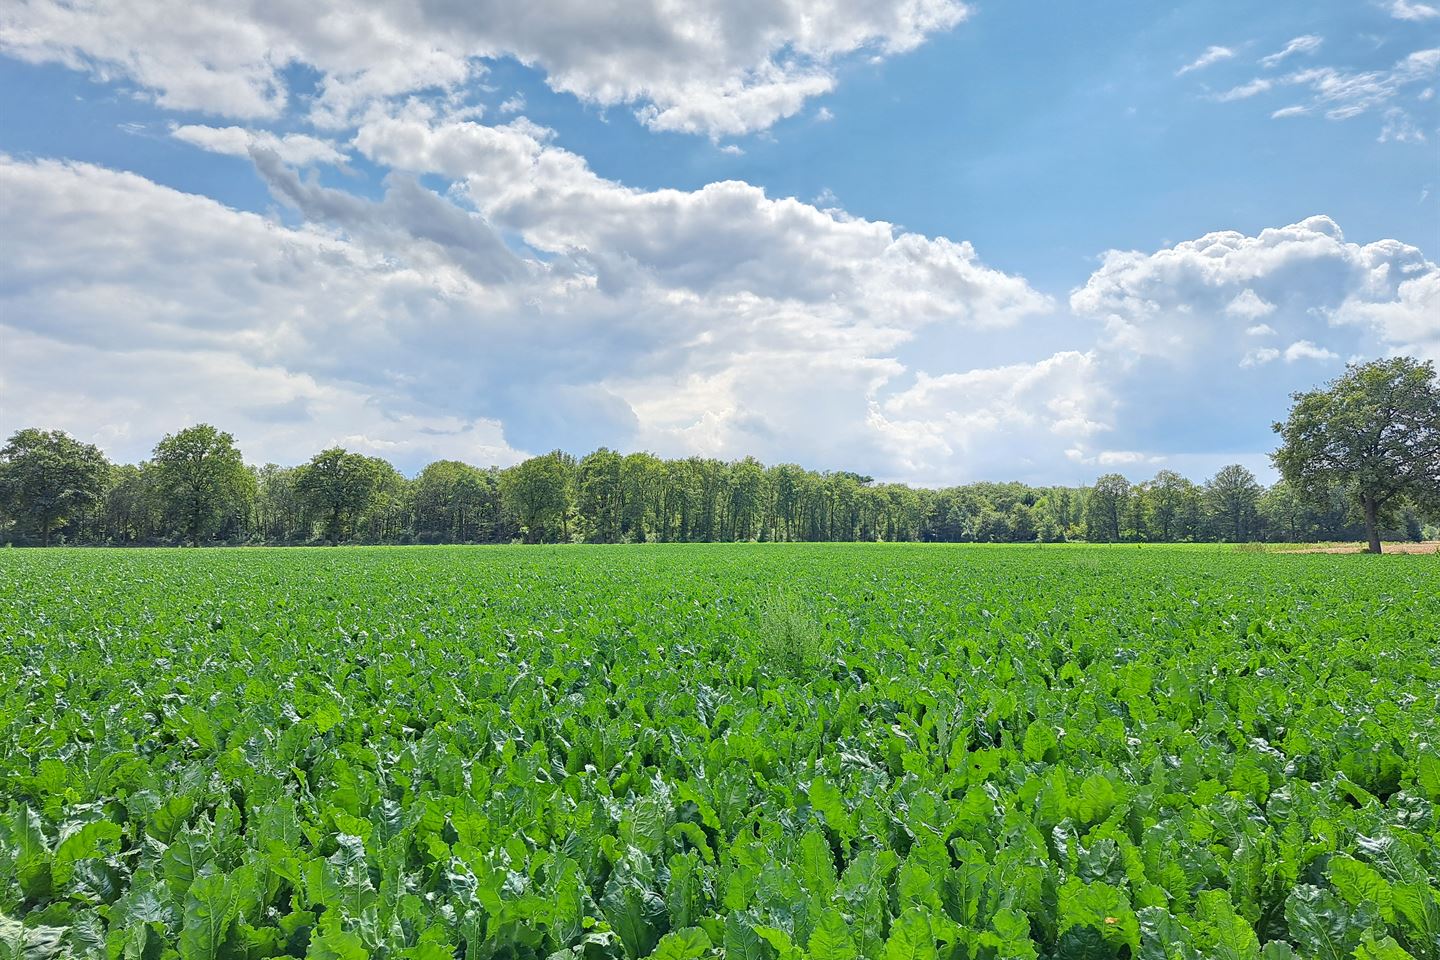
(2, 544), (1438, 959)
(1274, 357), (1440, 554)
(0, 430), (109, 546)
(2, 432), (1432, 547)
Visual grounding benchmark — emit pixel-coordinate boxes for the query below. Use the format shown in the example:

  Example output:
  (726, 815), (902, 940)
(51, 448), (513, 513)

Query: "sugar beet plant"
(0, 544), (1438, 960)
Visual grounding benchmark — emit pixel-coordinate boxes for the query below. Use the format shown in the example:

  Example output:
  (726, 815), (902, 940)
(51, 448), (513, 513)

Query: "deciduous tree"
(151, 424), (253, 544)
(0, 428), (110, 544)
(413, 460), (499, 543)
(499, 451), (574, 543)
(295, 448), (387, 543)
(1084, 474), (1131, 543)
(1273, 357), (1440, 553)
(576, 448), (624, 543)
(1145, 470), (1193, 542)
(1204, 464), (1262, 542)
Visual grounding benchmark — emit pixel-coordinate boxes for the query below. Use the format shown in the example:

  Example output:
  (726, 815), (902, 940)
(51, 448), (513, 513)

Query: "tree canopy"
(499, 450), (575, 543)
(0, 428), (109, 545)
(295, 448), (392, 543)
(1084, 474), (1130, 543)
(2, 431), (1432, 548)
(1204, 464), (1262, 543)
(150, 424), (254, 544)
(1273, 357), (1440, 553)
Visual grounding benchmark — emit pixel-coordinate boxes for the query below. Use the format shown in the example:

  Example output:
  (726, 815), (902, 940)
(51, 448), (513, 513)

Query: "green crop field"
(2, 545), (1438, 960)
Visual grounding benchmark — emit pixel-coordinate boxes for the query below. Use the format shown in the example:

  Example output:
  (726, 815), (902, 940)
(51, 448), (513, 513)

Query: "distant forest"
(1, 424), (1434, 546)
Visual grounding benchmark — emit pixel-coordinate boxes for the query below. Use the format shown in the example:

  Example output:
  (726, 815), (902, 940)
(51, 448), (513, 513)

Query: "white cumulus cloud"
(170, 124), (347, 166)
(1071, 215), (1438, 363)
(1390, 0), (1440, 20)
(0, 147), (1066, 481)
(1240, 347), (1281, 367)
(3, 86), (1436, 486)
(1067, 215), (1439, 465)
(0, 0), (969, 136)
(1227, 289), (1277, 319)
(868, 352), (1113, 482)
(1283, 339), (1340, 362)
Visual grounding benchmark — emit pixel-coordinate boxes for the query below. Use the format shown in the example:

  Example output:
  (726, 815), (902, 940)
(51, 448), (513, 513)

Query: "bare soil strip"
(1278, 541), (1439, 555)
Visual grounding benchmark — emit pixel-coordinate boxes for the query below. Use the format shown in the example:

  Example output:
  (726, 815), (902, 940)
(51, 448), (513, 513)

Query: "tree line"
(0, 434), (1430, 548)
(3, 357), (1435, 549)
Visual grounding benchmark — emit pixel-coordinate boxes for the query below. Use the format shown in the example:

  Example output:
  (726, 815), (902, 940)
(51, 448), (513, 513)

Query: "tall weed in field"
(756, 590), (832, 679)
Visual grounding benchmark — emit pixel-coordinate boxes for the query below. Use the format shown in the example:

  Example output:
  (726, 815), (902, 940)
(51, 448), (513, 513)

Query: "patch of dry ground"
(1279, 541), (1439, 555)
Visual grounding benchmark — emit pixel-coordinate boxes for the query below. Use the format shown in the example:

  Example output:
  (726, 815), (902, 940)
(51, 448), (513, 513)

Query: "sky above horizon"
(1, 0), (1437, 485)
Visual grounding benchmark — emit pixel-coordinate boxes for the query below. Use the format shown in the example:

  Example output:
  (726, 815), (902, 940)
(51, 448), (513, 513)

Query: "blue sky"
(1, 0), (1436, 484)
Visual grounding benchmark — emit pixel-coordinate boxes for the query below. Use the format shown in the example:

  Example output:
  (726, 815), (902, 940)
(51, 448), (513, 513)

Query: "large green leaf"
(882, 908), (937, 960)
(179, 873), (240, 960)
(1284, 885), (1362, 960)
(1354, 935), (1416, 960)
(807, 911), (858, 960)
(306, 917), (369, 960)
(722, 915), (765, 960)
(651, 927), (712, 960)
(51, 820), (121, 889)
(0, 918), (67, 960)
(1329, 856), (1393, 925)
(808, 779), (854, 842)
(599, 874), (666, 960)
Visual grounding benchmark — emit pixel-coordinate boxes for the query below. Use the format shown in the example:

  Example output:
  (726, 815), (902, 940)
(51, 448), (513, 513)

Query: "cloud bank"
(0, 0), (968, 136)
(3, 138), (1434, 484)
(2, 3), (1436, 484)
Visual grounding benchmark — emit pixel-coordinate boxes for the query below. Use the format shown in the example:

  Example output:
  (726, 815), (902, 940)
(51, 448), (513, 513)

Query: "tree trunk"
(1363, 496), (1382, 554)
